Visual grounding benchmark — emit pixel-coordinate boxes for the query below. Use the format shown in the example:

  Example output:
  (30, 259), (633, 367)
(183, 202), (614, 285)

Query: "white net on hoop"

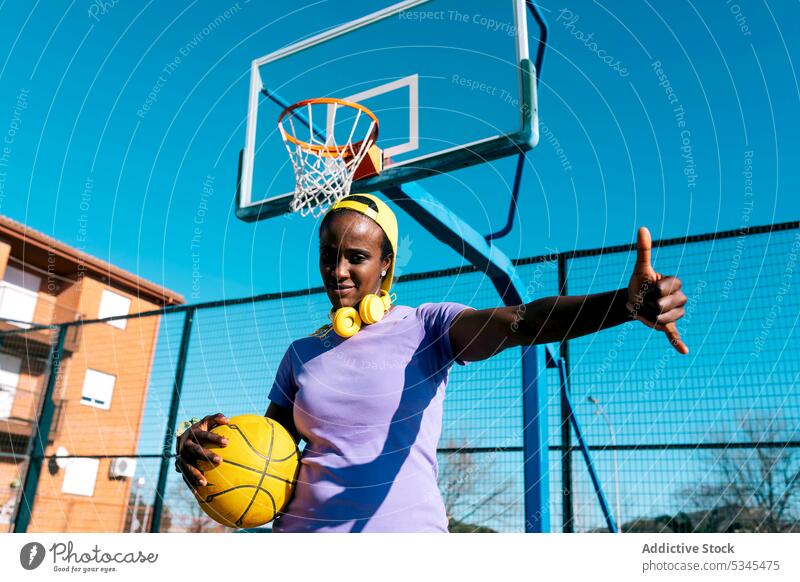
(279, 100), (378, 218)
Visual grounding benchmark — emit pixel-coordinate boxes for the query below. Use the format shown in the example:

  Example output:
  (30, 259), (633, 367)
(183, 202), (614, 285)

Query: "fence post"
(522, 344), (549, 532)
(14, 324), (69, 533)
(150, 307), (195, 532)
(558, 252), (574, 532)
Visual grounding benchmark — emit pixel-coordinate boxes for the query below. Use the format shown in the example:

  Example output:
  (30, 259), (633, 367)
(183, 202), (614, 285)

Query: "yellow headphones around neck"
(329, 289), (395, 338)
(311, 193), (399, 340)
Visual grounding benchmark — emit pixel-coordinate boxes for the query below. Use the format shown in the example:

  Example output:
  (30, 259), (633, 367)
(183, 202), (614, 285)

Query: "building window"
(61, 458), (99, 497)
(80, 369), (115, 410)
(0, 265), (41, 328)
(97, 289), (131, 330)
(0, 353), (22, 419)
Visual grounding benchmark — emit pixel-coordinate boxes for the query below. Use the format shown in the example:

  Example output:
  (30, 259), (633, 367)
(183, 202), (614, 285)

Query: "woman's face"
(319, 212), (391, 310)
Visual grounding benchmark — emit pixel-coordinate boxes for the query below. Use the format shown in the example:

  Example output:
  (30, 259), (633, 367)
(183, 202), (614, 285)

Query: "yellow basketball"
(193, 414), (300, 529)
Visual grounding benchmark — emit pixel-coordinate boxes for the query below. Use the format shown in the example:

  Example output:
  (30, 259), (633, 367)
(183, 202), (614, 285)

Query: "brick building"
(0, 215), (183, 532)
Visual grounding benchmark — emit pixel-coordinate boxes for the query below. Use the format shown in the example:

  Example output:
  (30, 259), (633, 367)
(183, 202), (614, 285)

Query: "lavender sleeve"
(268, 347), (297, 409)
(415, 301), (474, 367)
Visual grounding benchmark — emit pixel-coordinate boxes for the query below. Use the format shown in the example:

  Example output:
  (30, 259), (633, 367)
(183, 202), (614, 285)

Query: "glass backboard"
(236, 0), (543, 221)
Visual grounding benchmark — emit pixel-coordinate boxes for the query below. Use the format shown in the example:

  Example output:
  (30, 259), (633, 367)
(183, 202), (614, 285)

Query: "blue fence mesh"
(3, 222), (798, 533)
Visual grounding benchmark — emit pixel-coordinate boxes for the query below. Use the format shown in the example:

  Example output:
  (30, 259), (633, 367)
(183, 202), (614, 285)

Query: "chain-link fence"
(1, 221), (798, 533)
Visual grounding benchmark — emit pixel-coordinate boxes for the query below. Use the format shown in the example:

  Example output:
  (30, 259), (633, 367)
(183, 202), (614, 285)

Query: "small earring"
(381, 270), (386, 276)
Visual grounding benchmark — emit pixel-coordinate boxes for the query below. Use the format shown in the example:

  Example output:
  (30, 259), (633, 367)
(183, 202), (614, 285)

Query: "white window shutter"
(80, 369), (115, 410)
(0, 353), (22, 419)
(97, 289), (131, 330)
(0, 265), (41, 327)
(62, 458), (100, 497)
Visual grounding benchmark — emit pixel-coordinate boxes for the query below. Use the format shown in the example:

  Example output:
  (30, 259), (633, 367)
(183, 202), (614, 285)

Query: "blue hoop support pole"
(382, 182), (550, 532)
(522, 344), (550, 532)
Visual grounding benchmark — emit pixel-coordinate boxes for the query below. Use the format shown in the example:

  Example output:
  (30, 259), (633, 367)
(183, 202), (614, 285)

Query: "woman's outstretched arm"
(449, 227), (689, 362)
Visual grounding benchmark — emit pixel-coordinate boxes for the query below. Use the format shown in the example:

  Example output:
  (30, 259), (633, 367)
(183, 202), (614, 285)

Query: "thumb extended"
(636, 226), (653, 273)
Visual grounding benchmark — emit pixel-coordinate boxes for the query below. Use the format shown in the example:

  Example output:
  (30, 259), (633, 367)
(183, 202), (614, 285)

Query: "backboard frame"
(235, 0), (540, 222)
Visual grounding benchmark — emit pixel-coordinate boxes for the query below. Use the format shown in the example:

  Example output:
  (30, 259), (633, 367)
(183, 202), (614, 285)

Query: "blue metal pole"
(527, 1), (548, 86)
(150, 307), (196, 532)
(558, 253), (575, 532)
(522, 344), (550, 532)
(484, 153), (525, 244)
(558, 358), (619, 533)
(14, 325), (69, 533)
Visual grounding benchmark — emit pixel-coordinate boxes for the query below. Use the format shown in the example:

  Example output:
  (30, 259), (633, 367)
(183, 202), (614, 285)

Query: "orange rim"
(278, 97), (379, 158)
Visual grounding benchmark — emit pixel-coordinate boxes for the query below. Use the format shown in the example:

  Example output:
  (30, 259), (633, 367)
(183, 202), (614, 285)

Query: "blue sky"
(4, 1), (797, 532)
(0, 0), (797, 303)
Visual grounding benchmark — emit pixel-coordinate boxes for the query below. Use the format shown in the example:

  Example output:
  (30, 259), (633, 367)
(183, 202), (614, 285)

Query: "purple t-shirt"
(267, 301), (472, 533)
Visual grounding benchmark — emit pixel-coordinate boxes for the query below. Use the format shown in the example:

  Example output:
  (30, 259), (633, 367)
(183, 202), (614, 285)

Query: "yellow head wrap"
(324, 193), (398, 294)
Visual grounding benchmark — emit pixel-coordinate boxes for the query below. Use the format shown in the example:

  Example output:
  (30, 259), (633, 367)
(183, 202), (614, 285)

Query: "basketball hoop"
(278, 97), (382, 217)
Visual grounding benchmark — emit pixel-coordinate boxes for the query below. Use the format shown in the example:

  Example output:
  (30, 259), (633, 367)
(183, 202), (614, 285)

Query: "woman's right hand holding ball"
(175, 413), (230, 487)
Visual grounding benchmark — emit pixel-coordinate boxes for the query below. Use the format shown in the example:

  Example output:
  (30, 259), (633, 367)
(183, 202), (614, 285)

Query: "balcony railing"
(0, 382), (67, 441)
(0, 286), (82, 353)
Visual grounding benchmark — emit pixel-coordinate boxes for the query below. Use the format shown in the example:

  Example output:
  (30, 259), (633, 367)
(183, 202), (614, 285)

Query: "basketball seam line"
(225, 423), (271, 460)
(236, 419), (277, 527)
(213, 458), (294, 485)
